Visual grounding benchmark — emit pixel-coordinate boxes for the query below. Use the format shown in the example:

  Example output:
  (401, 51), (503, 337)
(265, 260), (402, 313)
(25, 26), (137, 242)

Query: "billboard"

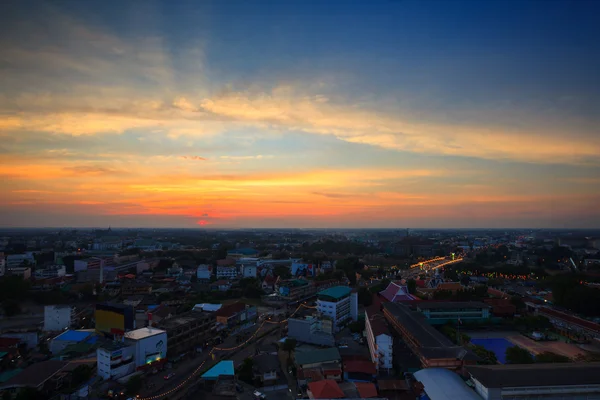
(95, 303), (134, 336)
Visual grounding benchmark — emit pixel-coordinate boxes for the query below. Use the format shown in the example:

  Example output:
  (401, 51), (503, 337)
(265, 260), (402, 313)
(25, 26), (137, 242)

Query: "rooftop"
(215, 302), (247, 318)
(201, 360), (234, 380)
(317, 286), (352, 300)
(414, 368), (481, 400)
(54, 329), (95, 343)
(355, 382), (378, 398)
(125, 327), (166, 341)
(415, 301), (491, 310)
(308, 379), (344, 399)
(468, 362), (600, 388)
(0, 360), (67, 389)
(295, 347), (341, 366)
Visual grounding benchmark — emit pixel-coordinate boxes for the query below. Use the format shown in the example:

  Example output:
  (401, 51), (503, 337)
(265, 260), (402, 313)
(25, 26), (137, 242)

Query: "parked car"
(164, 373), (175, 380)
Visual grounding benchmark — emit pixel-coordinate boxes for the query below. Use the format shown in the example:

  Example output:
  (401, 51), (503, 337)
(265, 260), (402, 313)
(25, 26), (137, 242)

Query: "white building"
(97, 342), (136, 380)
(6, 253), (35, 268)
(6, 266), (31, 280)
(196, 264), (212, 281)
(242, 265), (257, 278)
(316, 286), (357, 333)
(35, 265), (67, 279)
(216, 266), (238, 279)
(44, 305), (74, 332)
(124, 327), (167, 368)
(365, 306), (393, 371)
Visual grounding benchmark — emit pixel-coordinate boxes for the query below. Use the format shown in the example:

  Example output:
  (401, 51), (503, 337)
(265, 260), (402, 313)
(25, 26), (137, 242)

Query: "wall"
(130, 332), (168, 368)
(97, 345), (136, 380)
(288, 318), (335, 347)
(43, 305), (72, 332)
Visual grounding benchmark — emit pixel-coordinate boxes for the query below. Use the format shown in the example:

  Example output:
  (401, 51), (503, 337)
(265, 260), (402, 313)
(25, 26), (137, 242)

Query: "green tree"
(125, 375), (143, 396)
(357, 288), (372, 307)
(2, 300), (21, 317)
(349, 319), (365, 333)
(282, 338), (297, 359)
(236, 358), (254, 385)
(510, 296), (525, 311)
(505, 346), (534, 364)
(471, 345), (498, 365)
(407, 279), (417, 294)
(535, 351), (571, 363)
(274, 265), (291, 279)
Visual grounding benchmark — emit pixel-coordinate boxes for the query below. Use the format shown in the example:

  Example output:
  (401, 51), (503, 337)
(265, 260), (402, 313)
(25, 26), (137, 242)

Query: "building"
(0, 256), (6, 277)
(95, 303), (135, 337)
(35, 265), (67, 279)
(124, 327), (167, 369)
(343, 359), (377, 382)
(226, 248), (259, 258)
(96, 341), (136, 380)
(316, 286), (357, 333)
(210, 280), (231, 292)
(414, 302), (492, 325)
(278, 279), (341, 303)
(383, 302), (478, 370)
(242, 265), (257, 278)
(468, 363), (600, 400)
(214, 302), (257, 329)
(414, 368), (481, 400)
(390, 237), (434, 257)
(196, 264), (212, 281)
(121, 281), (152, 296)
(288, 316), (335, 347)
(216, 266), (238, 279)
(43, 305), (74, 332)
(0, 360), (68, 396)
(307, 379), (344, 399)
(158, 311), (215, 356)
(50, 329), (97, 354)
(535, 306), (600, 341)
(365, 306), (393, 372)
(74, 257), (113, 272)
(295, 347), (341, 370)
(6, 267), (31, 280)
(6, 254), (35, 268)
(292, 262), (316, 277)
(252, 354), (280, 385)
(379, 282), (417, 302)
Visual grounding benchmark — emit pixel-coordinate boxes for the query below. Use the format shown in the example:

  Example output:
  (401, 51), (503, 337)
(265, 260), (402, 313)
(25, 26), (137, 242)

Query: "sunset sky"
(1, 0), (599, 228)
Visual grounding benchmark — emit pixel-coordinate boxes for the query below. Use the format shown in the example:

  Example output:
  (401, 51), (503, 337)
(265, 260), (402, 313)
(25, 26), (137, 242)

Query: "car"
(164, 373), (175, 380)
(253, 390), (267, 399)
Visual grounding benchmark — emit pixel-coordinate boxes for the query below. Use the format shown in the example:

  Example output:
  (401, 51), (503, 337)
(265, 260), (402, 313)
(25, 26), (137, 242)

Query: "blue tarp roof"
(56, 330), (93, 342)
(201, 360), (234, 380)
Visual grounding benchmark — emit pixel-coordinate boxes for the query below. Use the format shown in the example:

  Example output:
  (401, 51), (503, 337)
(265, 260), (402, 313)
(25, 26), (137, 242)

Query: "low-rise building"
(365, 305), (393, 372)
(158, 311), (215, 356)
(252, 354), (280, 385)
(50, 329), (97, 355)
(43, 305), (74, 332)
(210, 280), (231, 292)
(288, 316), (335, 347)
(242, 265), (257, 278)
(6, 266), (31, 280)
(6, 254), (35, 268)
(468, 363), (600, 400)
(383, 302), (478, 370)
(214, 302), (256, 329)
(216, 266), (238, 279)
(121, 282), (152, 296)
(196, 264), (212, 281)
(35, 265), (67, 279)
(0, 360), (68, 396)
(414, 301), (491, 325)
(96, 341), (136, 380)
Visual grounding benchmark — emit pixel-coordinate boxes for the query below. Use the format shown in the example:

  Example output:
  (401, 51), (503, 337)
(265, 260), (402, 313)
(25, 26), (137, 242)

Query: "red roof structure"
(308, 380), (344, 399)
(538, 307), (600, 334)
(380, 282), (417, 302)
(355, 382), (378, 398)
(344, 360), (376, 375)
(366, 305), (391, 337)
(215, 302), (246, 318)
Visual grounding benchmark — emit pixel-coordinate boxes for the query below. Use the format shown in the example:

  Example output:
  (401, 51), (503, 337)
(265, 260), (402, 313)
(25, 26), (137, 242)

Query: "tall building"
(316, 286), (357, 333)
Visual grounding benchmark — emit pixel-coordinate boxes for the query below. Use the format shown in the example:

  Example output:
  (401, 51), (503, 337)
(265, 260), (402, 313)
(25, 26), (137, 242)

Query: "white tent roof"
(414, 368), (482, 400)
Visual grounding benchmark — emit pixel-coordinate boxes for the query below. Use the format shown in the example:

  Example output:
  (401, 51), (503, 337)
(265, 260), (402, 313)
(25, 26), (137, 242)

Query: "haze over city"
(1, 0), (599, 229)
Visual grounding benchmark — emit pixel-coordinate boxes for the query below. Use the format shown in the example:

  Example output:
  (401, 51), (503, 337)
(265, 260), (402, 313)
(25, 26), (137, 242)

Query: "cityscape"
(1, 1), (600, 400)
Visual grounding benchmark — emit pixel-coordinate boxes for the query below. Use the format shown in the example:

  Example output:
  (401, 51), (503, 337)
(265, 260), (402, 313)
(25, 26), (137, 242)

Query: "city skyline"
(1, 0), (599, 229)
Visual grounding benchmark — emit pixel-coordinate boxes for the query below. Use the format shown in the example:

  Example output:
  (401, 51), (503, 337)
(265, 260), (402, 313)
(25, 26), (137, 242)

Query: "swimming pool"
(470, 338), (514, 364)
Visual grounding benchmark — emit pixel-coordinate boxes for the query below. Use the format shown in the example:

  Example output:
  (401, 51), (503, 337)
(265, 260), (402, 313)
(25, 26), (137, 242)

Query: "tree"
(282, 338), (297, 359)
(125, 375), (143, 396)
(273, 265), (291, 280)
(71, 365), (93, 387)
(510, 296), (525, 311)
(2, 300), (21, 317)
(236, 358), (254, 385)
(407, 279), (417, 295)
(535, 351), (571, 363)
(15, 388), (44, 400)
(349, 319), (365, 333)
(471, 345), (498, 365)
(505, 346), (534, 364)
(357, 288), (372, 307)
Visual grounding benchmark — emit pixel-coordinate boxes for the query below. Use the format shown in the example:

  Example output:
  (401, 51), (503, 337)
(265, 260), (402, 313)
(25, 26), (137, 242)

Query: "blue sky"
(0, 0), (598, 228)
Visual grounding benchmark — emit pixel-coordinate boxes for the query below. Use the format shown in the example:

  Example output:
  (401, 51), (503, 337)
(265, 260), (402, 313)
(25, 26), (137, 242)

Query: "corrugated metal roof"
(413, 368), (481, 400)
